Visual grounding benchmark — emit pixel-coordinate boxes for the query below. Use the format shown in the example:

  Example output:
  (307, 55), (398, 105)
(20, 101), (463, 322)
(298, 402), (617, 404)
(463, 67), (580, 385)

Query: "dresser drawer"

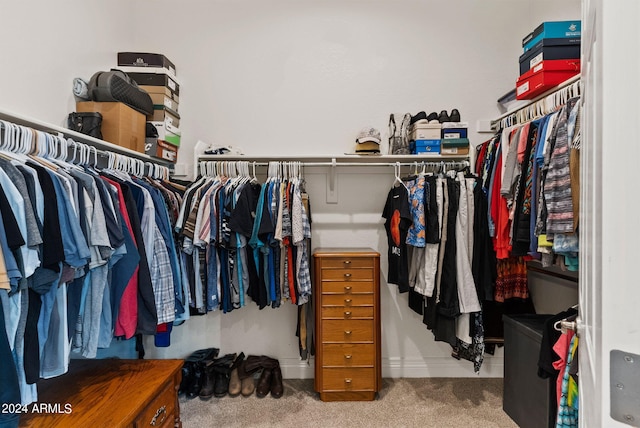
(134, 381), (176, 428)
(322, 343), (376, 366)
(321, 281), (374, 294)
(321, 269), (374, 281)
(321, 367), (376, 391)
(321, 293), (373, 307)
(322, 306), (374, 319)
(320, 258), (375, 269)
(322, 320), (374, 342)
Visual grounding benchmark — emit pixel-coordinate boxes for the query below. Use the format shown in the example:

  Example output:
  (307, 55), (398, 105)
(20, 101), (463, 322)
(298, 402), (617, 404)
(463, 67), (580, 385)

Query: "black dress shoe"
(438, 110), (450, 123)
(449, 108), (461, 122)
(426, 112), (439, 123)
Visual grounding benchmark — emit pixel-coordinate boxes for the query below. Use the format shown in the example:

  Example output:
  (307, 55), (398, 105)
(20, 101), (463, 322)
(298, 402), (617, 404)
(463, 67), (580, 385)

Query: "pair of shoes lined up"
(239, 355), (283, 399)
(410, 109), (461, 125)
(178, 347), (220, 399)
(437, 109), (461, 123)
(199, 353), (241, 399)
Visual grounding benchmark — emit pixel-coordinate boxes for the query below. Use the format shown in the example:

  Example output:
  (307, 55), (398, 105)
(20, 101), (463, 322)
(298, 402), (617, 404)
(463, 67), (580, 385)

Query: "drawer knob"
(344, 286), (352, 292)
(344, 273), (352, 278)
(345, 299), (352, 305)
(343, 260), (352, 265)
(345, 354), (353, 359)
(150, 405), (167, 426)
(344, 311), (352, 317)
(345, 330), (352, 335)
(345, 378), (352, 384)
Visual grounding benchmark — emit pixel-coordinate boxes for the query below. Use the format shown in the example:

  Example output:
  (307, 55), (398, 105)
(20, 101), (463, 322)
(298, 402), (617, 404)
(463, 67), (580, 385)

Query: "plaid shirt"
(151, 225), (175, 324)
(293, 184), (312, 304)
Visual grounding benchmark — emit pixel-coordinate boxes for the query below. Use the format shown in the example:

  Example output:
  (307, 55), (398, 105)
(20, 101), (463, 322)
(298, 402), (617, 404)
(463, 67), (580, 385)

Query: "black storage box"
(125, 72), (180, 97)
(503, 314), (556, 428)
(118, 52), (176, 76)
(519, 43), (581, 76)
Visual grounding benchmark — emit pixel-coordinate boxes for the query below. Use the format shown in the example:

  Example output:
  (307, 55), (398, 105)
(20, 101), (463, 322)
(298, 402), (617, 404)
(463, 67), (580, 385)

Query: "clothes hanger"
(393, 162), (409, 193)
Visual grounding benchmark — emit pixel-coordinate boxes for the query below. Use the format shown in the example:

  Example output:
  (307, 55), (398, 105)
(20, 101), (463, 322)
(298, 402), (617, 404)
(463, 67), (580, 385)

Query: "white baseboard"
(279, 356), (504, 379)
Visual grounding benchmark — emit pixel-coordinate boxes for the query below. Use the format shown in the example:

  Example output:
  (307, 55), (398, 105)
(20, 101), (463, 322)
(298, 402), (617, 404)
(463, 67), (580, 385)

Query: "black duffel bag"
(87, 69), (153, 116)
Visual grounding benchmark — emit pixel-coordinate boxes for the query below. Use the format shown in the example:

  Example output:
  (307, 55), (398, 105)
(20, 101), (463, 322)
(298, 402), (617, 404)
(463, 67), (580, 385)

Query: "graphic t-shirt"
(382, 185), (412, 292)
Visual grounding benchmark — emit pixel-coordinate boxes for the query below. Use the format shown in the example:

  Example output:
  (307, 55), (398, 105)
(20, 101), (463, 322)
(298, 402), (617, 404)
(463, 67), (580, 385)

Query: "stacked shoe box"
(117, 52), (181, 162)
(516, 21), (581, 100)
(408, 111), (441, 154)
(441, 122), (469, 156)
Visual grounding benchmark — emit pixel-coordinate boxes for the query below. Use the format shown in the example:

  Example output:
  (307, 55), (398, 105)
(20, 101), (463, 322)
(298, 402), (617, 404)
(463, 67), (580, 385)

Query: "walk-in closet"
(1, 0), (639, 427)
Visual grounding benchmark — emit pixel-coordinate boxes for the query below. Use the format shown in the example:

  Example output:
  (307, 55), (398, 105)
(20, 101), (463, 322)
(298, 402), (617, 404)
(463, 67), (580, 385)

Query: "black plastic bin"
(503, 314), (556, 428)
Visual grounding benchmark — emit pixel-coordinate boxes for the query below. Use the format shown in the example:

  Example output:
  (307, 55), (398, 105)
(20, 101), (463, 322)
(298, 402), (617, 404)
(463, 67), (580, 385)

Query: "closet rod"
(491, 74), (581, 129)
(198, 160), (470, 168)
(0, 106), (174, 167)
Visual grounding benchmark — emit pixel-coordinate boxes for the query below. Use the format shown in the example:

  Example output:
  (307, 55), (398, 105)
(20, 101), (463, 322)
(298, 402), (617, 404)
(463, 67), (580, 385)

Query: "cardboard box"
(149, 121), (181, 147)
(411, 139), (441, 154)
(76, 101), (145, 153)
(140, 85), (179, 103)
(118, 52), (176, 76)
(410, 123), (441, 141)
(148, 93), (179, 113)
(145, 138), (178, 163)
(440, 138), (470, 155)
(516, 59), (581, 100)
(149, 106), (180, 128)
(522, 20), (581, 50)
(126, 72), (179, 96)
(519, 42), (580, 76)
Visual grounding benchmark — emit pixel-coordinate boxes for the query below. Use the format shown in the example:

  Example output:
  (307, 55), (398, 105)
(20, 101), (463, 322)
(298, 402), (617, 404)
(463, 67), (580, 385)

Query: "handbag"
(67, 112), (103, 140)
(389, 113), (411, 155)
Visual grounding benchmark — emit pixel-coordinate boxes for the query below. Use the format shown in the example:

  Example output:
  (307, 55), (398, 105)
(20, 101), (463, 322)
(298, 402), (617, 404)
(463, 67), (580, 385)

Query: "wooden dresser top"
(19, 358), (183, 427)
(313, 248), (380, 258)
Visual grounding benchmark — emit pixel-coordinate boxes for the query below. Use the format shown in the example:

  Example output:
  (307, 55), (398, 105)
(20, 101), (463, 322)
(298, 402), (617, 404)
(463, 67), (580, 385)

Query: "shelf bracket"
(326, 157), (338, 204)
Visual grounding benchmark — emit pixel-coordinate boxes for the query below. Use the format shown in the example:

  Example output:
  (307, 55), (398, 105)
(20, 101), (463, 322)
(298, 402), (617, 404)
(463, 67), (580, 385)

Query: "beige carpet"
(179, 378), (518, 428)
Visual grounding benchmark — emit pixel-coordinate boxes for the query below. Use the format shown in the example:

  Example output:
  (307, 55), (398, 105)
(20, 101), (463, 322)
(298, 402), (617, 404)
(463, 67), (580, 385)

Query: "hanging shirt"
(382, 185), (411, 292)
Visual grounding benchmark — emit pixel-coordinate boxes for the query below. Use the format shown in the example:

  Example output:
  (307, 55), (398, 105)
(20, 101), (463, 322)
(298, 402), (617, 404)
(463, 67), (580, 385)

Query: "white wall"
(132, 0), (581, 377)
(0, 0), (137, 126)
(0, 0), (581, 378)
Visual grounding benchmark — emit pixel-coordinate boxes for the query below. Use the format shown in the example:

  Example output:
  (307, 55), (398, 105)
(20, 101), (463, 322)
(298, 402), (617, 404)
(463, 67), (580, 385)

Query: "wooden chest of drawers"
(19, 359), (182, 427)
(313, 248), (381, 401)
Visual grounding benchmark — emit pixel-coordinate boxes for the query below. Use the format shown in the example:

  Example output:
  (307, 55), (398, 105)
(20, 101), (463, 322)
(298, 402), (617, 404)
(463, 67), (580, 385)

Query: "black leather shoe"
(179, 363), (193, 396)
(186, 362), (205, 399)
(438, 110), (450, 123)
(256, 368), (273, 398)
(449, 108), (461, 122)
(270, 363), (283, 398)
(213, 366), (231, 397)
(238, 355), (262, 379)
(198, 361), (216, 399)
(410, 111), (427, 125)
(426, 112), (439, 123)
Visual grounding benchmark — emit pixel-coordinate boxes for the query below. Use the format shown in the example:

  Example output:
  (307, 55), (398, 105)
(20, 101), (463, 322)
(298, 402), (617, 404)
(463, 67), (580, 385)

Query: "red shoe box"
(516, 59), (580, 100)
